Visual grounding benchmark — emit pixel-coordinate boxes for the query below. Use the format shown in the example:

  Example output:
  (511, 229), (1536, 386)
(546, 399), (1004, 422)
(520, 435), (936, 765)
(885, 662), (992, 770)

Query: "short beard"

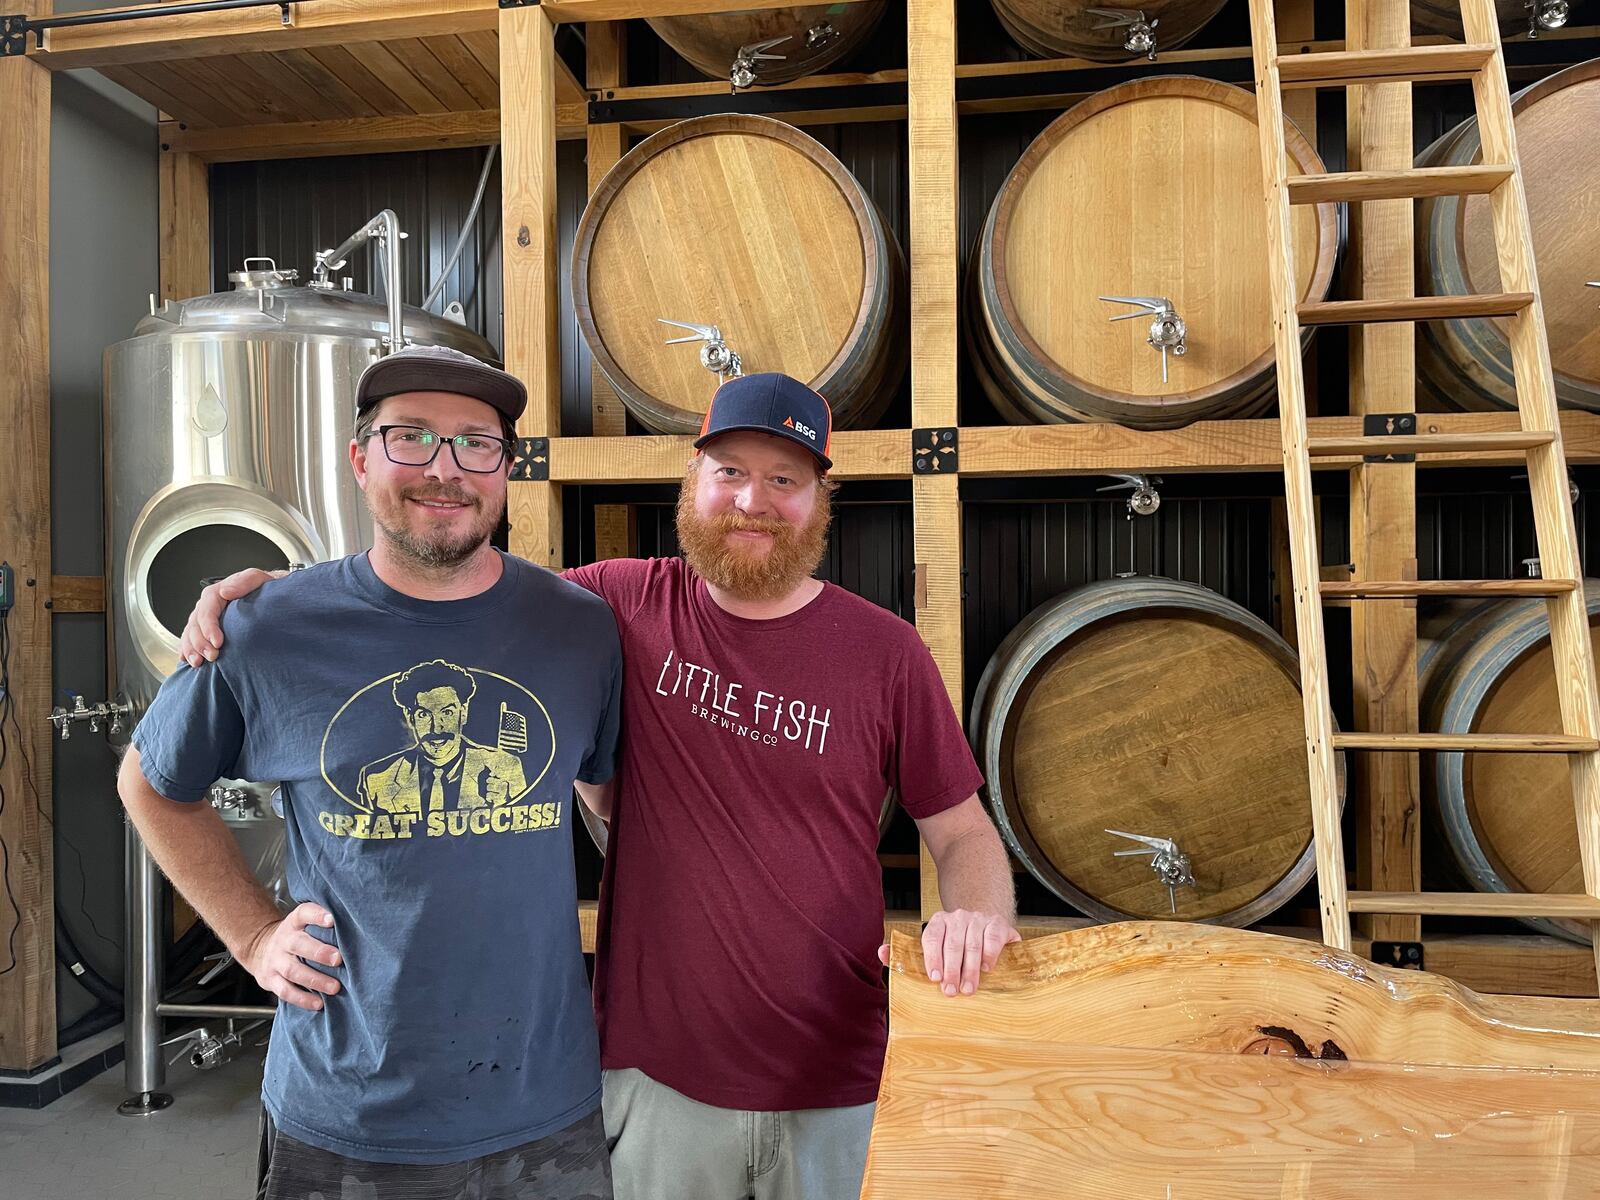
(367, 482), (501, 571)
(674, 465), (832, 602)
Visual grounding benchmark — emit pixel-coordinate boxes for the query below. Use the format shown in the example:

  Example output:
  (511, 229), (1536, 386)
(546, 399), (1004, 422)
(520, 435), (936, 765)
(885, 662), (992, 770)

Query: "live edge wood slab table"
(863, 923), (1600, 1198)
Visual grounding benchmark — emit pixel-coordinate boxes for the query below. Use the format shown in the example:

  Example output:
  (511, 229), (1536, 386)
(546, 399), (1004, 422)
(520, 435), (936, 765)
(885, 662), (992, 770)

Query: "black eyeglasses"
(368, 425), (513, 474)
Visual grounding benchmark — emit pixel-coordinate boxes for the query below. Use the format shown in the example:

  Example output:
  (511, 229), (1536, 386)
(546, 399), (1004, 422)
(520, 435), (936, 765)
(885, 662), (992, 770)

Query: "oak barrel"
(1420, 582), (1600, 943)
(648, 4), (888, 85)
(989, 0), (1230, 61)
(573, 114), (907, 435)
(1411, 0), (1554, 37)
(968, 77), (1339, 430)
(1416, 59), (1600, 413)
(971, 577), (1343, 925)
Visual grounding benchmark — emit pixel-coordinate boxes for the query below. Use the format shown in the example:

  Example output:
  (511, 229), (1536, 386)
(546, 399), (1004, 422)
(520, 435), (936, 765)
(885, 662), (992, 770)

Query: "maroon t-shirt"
(564, 557), (982, 1110)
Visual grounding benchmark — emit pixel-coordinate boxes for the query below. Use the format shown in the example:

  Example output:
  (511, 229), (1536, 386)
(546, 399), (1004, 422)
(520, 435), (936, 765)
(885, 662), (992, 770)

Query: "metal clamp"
(1107, 828), (1196, 914)
(1086, 8), (1159, 59)
(913, 428), (959, 475)
(1100, 295), (1186, 383)
(1363, 413), (1415, 463)
(1528, 0), (1570, 36)
(2, 15), (25, 57)
(49, 693), (134, 740)
(806, 22), (839, 50)
(1097, 473), (1162, 517)
(730, 35), (789, 91)
(660, 318), (743, 381)
(509, 437), (549, 482)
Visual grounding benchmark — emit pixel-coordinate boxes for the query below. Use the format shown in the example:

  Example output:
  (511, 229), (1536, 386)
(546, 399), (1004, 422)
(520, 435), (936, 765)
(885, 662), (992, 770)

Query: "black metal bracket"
(913, 428), (958, 475)
(1363, 412), (1415, 463)
(509, 437), (549, 482)
(1, 15), (26, 56)
(1370, 940), (1425, 971)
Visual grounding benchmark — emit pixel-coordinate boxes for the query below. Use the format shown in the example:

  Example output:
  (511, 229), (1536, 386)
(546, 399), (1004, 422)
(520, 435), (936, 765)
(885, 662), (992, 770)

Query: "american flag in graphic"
(498, 702), (528, 753)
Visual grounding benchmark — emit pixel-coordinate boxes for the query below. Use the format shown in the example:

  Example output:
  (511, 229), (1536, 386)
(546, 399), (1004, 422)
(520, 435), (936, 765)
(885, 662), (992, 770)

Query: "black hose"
(58, 1003), (123, 1050)
(54, 912), (217, 1012)
(55, 921), (122, 1009)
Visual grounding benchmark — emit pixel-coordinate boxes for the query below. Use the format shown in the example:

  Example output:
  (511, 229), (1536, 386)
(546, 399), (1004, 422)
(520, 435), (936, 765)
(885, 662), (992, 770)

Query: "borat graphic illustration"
(328, 658), (551, 816)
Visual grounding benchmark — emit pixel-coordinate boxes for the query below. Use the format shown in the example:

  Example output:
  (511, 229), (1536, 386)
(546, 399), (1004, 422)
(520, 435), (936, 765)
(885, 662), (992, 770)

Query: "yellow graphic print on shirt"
(316, 658), (559, 841)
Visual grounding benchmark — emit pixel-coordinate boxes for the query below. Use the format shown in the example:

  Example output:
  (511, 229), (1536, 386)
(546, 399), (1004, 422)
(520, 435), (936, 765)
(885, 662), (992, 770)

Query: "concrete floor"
(0, 1038), (264, 1200)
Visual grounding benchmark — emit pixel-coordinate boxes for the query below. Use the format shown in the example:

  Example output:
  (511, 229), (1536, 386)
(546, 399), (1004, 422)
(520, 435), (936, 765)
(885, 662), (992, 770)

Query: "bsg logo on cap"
(784, 416), (818, 442)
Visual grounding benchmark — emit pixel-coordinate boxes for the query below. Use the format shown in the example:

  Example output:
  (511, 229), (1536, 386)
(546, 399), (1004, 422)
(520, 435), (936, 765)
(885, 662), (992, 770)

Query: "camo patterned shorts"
(255, 1106), (613, 1200)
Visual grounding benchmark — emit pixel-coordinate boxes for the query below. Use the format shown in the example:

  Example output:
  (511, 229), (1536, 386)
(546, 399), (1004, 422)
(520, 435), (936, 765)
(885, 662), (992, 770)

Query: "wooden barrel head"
(976, 78), (1338, 428)
(1462, 67), (1600, 388)
(991, 0), (1230, 60)
(1417, 60), (1600, 412)
(973, 579), (1335, 926)
(648, 4), (887, 85)
(1422, 584), (1600, 942)
(1465, 636), (1594, 898)
(574, 114), (902, 434)
(1006, 612), (1312, 921)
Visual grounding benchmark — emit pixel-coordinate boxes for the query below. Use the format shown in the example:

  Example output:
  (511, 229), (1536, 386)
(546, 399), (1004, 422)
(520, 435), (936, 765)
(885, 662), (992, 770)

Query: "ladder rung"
(1319, 579), (1577, 598)
(1286, 165), (1514, 205)
(1349, 891), (1600, 919)
(1333, 733), (1600, 753)
(1296, 293), (1534, 326)
(1305, 431), (1555, 457)
(1276, 44), (1496, 88)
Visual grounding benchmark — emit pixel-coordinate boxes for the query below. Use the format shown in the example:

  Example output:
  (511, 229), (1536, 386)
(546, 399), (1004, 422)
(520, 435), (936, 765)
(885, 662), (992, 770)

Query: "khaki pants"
(602, 1067), (875, 1200)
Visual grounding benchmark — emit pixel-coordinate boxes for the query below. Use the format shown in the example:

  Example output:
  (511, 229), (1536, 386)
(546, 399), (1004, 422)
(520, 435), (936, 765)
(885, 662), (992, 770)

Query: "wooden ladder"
(1248, 0), (1600, 976)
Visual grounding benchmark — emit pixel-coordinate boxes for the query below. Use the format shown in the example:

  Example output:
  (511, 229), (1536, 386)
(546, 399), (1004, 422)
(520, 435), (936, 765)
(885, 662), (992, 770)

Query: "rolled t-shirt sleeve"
(579, 650), (624, 785)
(130, 662), (247, 803)
(889, 637), (985, 820)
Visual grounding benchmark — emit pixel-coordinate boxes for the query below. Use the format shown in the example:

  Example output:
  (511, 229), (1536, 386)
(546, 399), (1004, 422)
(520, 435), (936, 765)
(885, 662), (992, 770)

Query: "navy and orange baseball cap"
(694, 372), (833, 470)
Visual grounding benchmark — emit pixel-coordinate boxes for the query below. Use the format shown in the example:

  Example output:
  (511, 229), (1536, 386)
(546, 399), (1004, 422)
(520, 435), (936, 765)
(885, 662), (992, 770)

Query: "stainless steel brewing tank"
(104, 261), (499, 865)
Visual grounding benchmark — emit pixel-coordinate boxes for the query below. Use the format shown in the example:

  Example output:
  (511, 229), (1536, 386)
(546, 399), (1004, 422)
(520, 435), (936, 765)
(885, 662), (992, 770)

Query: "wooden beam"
(585, 22), (626, 442)
(48, 576), (105, 615)
(584, 20), (633, 563)
(0, 36), (56, 1073)
(906, 0), (960, 923)
(164, 107), (587, 162)
(159, 140), (210, 301)
(29, 0), (501, 69)
(1345, 0), (1421, 948)
(500, 4), (562, 569)
(542, 415), (1600, 485)
(551, 430), (912, 484)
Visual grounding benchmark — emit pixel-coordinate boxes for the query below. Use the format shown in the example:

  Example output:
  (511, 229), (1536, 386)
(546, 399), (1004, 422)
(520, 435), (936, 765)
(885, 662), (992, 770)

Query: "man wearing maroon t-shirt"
(180, 371), (1019, 1200)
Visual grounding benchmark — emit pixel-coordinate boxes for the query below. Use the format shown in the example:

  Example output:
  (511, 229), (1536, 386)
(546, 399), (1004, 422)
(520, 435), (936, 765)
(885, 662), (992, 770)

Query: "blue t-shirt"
(132, 552), (622, 1164)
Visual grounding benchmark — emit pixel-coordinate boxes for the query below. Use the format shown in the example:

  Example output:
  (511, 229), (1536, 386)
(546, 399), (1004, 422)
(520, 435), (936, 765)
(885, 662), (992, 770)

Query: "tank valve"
(1087, 8), (1159, 60)
(1106, 828), (1196, 914)
(1528, 0), (1569, 35)
(1097, 473), (1163, 518)
(1100, 295), (1187, 384)
(49, 693), (133, 740)
(730, 35), (790, 90)
(805, 22), (839, 50)
(659, 317), (744, 381)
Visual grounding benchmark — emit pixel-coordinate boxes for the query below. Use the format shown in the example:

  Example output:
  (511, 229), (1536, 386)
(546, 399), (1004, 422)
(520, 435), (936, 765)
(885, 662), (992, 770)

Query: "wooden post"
(158, 136), (211, 300)
(908, 0), (960, 921)
(500, 4), (563, 568)
(0, 21), (57, 1072)
(1346, 0), (1422, 946)
(586, 21), (635, 560)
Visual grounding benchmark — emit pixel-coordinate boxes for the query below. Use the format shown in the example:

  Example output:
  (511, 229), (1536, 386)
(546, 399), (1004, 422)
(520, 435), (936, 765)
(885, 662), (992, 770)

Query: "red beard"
(675, 469), (832, 602)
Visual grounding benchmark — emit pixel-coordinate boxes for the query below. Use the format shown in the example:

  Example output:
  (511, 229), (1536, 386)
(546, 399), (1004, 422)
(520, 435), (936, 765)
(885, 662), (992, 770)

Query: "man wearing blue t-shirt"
(119, 346), (621, 1199)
